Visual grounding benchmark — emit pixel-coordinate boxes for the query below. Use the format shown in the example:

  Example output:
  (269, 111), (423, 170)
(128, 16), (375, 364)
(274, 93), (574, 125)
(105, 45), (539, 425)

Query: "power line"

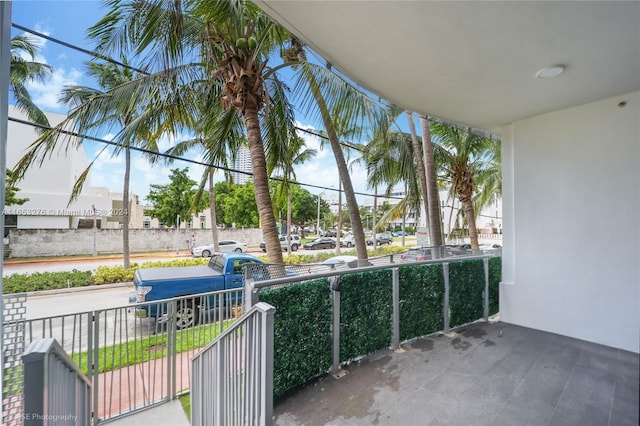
(7, 115), (394, 200)
(11, 23), (149, 75)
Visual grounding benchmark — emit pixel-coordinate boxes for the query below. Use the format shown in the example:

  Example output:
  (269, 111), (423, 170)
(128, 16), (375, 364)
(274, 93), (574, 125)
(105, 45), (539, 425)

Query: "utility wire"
(7, 116), (395, 200)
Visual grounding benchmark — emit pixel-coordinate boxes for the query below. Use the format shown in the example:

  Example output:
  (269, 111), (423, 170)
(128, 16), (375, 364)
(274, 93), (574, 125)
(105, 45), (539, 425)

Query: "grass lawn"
(72, 319), (235, 375)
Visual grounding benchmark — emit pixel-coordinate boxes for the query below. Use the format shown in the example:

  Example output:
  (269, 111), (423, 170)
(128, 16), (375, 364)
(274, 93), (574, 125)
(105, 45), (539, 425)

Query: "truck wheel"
(234, 248), (242, 253)
(347, 242), (353, 248)
(202, 250), (211, 257)
(176, 300), (199, 329)
(291, 244), (298, 251)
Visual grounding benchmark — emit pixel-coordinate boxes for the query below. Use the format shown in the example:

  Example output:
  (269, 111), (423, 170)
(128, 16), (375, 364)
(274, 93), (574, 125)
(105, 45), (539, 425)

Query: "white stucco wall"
(8, 228), (265, 257)
(500, 91), (639, 353)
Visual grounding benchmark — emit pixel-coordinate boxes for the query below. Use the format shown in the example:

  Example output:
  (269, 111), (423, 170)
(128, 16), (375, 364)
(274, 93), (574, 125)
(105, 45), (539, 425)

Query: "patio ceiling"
(254, 1), (640, 134)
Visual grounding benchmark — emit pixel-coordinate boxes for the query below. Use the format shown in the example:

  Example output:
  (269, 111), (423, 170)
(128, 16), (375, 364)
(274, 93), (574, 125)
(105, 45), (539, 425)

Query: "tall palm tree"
(431, 121), (495, 251)
(9, 34), (52, 129)
(420, 116), (444, 249)
(164, 99), (246, 253)
(267, 133), (316, 254)
(87, 0), (295, 264)
(406, 112), (431, 237)
(286, 37), (389, 263)
(12, 58), (168, 269)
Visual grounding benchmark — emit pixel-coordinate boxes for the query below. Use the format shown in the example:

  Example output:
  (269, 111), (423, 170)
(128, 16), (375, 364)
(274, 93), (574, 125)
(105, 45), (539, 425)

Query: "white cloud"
(26, 67), (83, 112)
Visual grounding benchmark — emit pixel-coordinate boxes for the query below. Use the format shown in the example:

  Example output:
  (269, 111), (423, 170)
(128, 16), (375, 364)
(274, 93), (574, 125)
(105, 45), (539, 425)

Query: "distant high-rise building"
(231, 147), (252, 185)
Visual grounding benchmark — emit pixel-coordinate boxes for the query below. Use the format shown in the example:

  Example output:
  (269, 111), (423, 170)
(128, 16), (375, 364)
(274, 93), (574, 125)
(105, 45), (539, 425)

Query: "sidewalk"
(105, 400), (189, 426)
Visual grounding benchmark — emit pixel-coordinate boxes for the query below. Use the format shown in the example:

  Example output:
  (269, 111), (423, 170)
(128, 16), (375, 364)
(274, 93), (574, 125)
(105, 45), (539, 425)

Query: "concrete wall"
(8, 228), (265, 257)
(500, 91), (639, 353)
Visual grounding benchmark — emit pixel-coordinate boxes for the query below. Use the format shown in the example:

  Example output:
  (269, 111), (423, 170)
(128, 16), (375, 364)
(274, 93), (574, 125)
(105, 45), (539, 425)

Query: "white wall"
(500, 91), (639, 353)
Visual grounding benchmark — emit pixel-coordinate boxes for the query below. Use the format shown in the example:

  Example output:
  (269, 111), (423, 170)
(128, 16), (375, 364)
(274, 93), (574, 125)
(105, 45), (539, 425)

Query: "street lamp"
(316, 193), (320, 236)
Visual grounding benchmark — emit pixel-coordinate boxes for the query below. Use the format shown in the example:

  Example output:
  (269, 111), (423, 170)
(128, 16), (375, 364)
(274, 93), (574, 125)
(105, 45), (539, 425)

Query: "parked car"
(366, 232), (394, 246)
(394, 230), (409, 237)
(400, 246), (431, 262)
(340, 234), (356, 248)
(259, 235), (301, 252)
(303, 237), (336, 250)
(191, 240), (248, 257)
(480, 243), (502, 252)
(445, 244), (471, 256)
(321, 255), (358, 269)
(323, 229), (338, 237)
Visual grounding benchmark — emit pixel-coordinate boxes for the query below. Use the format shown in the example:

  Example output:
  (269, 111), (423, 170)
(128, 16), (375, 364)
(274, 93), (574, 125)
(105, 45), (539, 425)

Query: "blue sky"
(9, 1), (407, 205)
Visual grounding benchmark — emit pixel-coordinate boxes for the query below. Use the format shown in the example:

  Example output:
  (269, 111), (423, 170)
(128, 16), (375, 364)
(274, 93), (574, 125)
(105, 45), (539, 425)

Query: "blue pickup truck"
(132, 252), (265, 328)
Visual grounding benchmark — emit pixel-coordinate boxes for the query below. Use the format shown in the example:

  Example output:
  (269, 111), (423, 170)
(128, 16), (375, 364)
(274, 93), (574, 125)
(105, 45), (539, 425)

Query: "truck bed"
(135, 265), (221, 283)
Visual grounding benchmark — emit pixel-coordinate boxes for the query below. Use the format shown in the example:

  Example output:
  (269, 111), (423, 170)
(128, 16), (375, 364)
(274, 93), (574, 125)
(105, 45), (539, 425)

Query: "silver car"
(191, 240), (248, 257)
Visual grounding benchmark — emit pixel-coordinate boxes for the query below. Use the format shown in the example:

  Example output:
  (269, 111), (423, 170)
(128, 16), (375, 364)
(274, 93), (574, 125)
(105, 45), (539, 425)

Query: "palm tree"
(431, 121), (495, 251)
(420, 116), (444, 249)
(286, 37), (389, 264)
(406, 112), (431, 237)
(87, 0), (295, 264)
(9, 34), (52, 129)
(164, 101), (246, 253)
(11, 58), (168, 269)
(267, 133), (316, 254)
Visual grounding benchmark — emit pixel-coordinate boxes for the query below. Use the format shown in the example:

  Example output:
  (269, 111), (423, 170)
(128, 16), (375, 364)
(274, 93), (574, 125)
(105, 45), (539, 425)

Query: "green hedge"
(339, 270), (393, 362)
(399, 264), (445, 341)
(488, 257), (501, 315)
(2, 270), (93, 293)
(259, 279), (332, 399)
(448, 260), (485, 328)
(2, 258), (210, 294)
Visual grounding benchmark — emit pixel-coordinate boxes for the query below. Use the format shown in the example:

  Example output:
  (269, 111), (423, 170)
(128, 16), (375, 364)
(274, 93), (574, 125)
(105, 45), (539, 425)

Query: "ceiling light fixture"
(535, 65), (565, 79)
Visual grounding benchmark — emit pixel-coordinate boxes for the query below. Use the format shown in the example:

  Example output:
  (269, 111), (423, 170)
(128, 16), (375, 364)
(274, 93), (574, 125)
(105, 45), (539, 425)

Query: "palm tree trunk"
(209, 169), (219, 251)
(402, 181), (407, 246)
(463, 199), (480, 251)
(335, 179), (342, 254)
(286, 190), (292, 255)
(122, 146), (131, 269)
(244, 107), (283, 264)
(420, 116), (444, 248)
(306, 75), (368, 261)
(372, 186), (378, 246)
(407, 112), (431, 242)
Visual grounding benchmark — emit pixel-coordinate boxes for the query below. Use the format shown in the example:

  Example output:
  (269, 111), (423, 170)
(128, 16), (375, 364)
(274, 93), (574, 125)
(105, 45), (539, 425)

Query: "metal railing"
(21, 288), (243, 423)
(22, 338), (91, 425)
(245, 252), (500, 375)
(191, 302), (275, 426)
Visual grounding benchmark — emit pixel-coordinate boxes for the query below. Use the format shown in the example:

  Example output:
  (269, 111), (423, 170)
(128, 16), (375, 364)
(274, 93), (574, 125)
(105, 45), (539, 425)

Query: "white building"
(231, 146), (252, 185)
(5, 105), (116, 233)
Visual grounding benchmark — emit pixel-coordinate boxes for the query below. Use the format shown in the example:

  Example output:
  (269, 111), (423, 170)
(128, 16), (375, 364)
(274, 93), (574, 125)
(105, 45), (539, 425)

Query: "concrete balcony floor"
(273, 321), (639, 426)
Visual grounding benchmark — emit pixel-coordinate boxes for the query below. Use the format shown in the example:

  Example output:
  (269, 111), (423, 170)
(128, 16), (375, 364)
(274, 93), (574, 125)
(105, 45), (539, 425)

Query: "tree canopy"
(145, 168), (207, 227)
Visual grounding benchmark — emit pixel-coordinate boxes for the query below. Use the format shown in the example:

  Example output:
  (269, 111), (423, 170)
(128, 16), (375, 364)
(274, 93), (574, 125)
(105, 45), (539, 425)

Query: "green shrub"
(2, 270), (93, 293)
(488, 257), (501, 315)
(448, 259), (485, 328)
(399, 264), (445, 341)
(259, 279), (332, 399)
(93, 264), (138, 284)
(340, 269), (393, 362)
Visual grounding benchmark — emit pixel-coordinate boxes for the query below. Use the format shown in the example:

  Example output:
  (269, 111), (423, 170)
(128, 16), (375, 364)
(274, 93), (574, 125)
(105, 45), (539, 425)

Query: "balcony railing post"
(167, 299), (176, 399)
(392, 267), (400, 349)
(483, 258), (490, 321)
(91, 311), (99, 424)
(244, 277), (257, 312)
(443, 263), (450, 334)
(259, 302), (276, 425)
(330, 276), (342, 376)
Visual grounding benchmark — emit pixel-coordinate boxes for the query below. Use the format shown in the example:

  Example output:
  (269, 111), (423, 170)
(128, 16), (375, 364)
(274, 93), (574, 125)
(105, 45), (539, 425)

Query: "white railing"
(20, 288), (243, 423)
(191, 302), (275, 426)
(22, 338), (92, 425)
